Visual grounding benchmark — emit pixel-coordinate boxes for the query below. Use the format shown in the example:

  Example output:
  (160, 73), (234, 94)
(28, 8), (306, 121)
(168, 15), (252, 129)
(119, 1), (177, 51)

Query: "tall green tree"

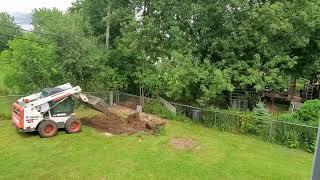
(0, 33), (57, 92)
(66, 0), (320, 104)
(0, 12), (21, 52)
(1, 9), (126, 93)
(70, 0), (131, 47)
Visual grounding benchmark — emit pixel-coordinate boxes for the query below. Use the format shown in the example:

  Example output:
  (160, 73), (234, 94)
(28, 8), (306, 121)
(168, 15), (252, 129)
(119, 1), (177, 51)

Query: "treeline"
(0, 0), (320, 105)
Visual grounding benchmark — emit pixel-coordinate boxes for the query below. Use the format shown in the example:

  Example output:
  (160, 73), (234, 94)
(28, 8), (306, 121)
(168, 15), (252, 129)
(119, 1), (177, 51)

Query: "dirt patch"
(109, 105), (167, 125)
(82, 106), (166, 135)
(169, 137), (199, 150)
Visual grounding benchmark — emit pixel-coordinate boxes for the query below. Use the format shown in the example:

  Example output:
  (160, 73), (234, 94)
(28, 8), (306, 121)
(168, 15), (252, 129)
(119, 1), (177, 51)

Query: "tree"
(0, 12), (21, 52)
(1, 9), (126, 93)
(9, 0), (318, 105)
(70, 0), (131, 47)
(0, 33), (57, 92)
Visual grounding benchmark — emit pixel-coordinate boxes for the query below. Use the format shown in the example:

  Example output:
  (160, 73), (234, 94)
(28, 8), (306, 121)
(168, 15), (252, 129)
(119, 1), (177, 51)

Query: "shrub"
(249, 102), (270, 137)
(202, 108), (262, 134)
(276, 113), (318, 152)
(271, 100), (320, 152)
(143, 99), (176, 120)
(295, 100), (320, 125)
(253, 102), (270, 118)
(275, 113), (299, 148)
(240, 113), (269, 138)
(144, 97), (319, 153)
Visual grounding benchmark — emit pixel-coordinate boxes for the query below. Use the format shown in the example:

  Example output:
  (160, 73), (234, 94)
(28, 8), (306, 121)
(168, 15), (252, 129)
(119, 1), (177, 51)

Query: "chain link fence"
(117, 92), (319, 152)
(0, 91), (318, 152)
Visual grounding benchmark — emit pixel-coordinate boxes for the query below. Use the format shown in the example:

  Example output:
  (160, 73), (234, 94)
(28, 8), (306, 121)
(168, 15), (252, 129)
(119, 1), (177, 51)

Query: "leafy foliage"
(295, 100), (320, 125)
(143, 99), (175, 120)
(143, 99), (318, 152)
(253, 102), (270, 118)
(274, 100), (320, 152)
(0, 9), (125, 93)
(0, 12), (21, 51)
(0, 33), (57, 92)
(276, 113), (317, 152)
(1, 0), (320, 104)
(69, 0), (320, 104)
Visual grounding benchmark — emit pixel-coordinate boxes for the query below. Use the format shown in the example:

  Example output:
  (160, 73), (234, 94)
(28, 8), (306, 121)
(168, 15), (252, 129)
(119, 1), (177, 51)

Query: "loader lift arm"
(24, 85), (108, 114)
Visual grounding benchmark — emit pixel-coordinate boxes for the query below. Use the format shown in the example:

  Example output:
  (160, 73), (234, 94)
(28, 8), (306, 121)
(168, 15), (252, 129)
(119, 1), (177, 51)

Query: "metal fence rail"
(1, 92), (318, 152)
(117, 92), (319, 152)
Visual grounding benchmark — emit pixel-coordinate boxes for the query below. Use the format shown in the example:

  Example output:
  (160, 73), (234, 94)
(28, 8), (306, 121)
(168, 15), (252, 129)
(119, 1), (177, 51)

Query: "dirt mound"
(169, 137), (199, 150)
(108, 105), (167, 127)
(82, 110), (165, 135)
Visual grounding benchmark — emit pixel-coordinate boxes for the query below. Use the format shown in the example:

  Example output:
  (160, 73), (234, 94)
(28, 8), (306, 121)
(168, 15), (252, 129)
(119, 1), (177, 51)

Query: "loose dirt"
(169, 137), (199, 150)
(82, 105), (166, 135)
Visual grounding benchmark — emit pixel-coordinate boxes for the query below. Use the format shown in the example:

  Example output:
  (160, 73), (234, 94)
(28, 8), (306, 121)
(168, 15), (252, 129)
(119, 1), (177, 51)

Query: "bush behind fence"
(117, 93), (318, 153)
(0, 92), (318, 153)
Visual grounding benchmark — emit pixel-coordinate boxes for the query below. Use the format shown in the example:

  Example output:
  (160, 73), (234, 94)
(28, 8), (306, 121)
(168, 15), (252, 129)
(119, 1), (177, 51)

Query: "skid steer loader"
(12, 83), (108, 138)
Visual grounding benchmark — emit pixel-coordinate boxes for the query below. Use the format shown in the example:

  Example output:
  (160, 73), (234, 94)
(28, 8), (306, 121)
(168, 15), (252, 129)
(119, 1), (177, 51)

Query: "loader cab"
(41, 88), (75, 117)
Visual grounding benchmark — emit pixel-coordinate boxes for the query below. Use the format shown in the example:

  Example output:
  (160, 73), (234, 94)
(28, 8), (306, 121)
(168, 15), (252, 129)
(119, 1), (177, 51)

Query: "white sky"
(0, 0), (75, 13)
(0, 0), (75, 30)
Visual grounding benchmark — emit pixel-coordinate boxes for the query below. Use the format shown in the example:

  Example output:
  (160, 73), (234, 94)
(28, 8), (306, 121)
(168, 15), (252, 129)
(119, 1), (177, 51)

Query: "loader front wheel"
(65, 118), (81, 134)
(38, 120), (58, 138)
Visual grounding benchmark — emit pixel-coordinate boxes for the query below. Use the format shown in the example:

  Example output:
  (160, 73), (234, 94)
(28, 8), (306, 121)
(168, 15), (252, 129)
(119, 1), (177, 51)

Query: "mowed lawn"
(0, 109), (313, 180)
(0, 66), (12, 116)
(0, 96), (17, 117)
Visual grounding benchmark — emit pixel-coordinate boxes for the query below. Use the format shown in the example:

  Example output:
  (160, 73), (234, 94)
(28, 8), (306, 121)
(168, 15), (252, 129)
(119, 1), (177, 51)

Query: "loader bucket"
(81, 95), (108, 113)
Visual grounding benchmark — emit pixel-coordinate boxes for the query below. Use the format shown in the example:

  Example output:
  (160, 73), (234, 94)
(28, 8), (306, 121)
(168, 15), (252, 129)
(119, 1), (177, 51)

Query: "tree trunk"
(290, 79), (296, 100)
(140, 84), (144, 107)
(105, 4), (110, 48)
(271, 91), (275, 115)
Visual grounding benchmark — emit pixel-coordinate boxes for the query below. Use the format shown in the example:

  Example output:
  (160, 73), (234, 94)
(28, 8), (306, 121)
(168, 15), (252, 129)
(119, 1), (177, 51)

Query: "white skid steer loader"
(12, 83), (108, 138)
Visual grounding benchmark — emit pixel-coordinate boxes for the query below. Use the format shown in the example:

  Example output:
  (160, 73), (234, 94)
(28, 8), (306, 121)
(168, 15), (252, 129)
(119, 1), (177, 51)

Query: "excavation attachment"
(73, 93), (108, 113)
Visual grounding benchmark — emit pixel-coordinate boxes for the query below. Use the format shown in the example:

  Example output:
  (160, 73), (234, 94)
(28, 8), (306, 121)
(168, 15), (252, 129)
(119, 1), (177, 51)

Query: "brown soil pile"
(169, 137), (199, 150)
(82, 110), (165, 135)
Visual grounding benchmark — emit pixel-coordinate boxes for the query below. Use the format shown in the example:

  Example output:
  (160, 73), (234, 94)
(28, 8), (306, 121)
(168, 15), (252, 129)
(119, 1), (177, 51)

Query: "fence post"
(238, 115), (242, 131)
(116, 91), (119, 104)
(269, 120), (273, 142)
(311, 126), (320, 180)
(109, 91), (113, 106)
(214, 112), (217, 127)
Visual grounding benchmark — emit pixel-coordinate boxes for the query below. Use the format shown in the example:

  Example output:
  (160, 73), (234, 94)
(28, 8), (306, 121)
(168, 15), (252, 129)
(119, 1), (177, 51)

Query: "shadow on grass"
(16, 129), (68, 138)
(16, 131), (38, 138)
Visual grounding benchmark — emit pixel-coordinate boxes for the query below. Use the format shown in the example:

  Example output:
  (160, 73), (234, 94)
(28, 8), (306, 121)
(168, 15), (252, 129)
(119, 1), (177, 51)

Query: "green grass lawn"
(0, 96), (16, 118)
(0, 109), (313, 180)
(0, 65), (11, 117)
(0, 65), (6, 88)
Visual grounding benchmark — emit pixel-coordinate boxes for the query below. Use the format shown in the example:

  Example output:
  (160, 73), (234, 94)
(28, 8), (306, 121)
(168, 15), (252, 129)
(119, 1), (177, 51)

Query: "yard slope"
(0, 109), (312, 179)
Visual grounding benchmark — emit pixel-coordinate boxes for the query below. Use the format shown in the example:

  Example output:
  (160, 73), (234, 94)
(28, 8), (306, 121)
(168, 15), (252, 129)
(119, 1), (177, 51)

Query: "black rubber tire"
(38, 120), (58, 138)
(65, 118), (82, 134)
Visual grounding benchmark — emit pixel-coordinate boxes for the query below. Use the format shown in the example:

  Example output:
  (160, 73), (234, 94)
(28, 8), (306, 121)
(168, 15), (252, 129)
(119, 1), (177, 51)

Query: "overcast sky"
(0, 0), (75, 29)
